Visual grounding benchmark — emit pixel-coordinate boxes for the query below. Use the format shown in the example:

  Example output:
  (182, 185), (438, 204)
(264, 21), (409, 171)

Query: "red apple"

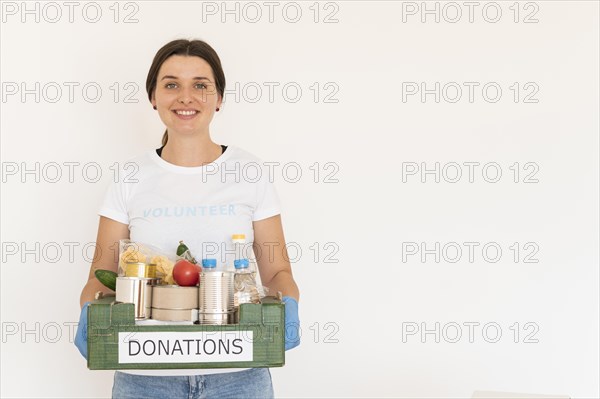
(173, 259), (202, 286)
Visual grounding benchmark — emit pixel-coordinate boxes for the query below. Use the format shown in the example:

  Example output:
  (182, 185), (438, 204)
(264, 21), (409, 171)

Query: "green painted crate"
(87, 296), (285, 370)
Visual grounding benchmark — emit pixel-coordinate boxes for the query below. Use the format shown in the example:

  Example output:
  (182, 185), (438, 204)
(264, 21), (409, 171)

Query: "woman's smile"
(172, 109), (199, 120)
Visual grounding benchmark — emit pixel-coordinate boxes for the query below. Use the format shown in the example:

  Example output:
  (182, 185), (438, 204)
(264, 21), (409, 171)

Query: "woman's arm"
(79, 216), (130, 308)
(253, 215), (299, 302)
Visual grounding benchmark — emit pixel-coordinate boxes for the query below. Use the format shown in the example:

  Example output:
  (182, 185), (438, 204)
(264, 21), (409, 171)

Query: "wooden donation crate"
(87, 296), (285, 370)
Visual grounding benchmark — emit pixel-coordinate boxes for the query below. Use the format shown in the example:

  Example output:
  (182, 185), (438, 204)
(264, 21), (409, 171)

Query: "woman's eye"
(164, 82), (208, 90)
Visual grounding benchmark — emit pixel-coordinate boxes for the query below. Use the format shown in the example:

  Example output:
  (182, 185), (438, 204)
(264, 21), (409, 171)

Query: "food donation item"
(232, 234), (246, 261)
(233, 259), (261, 323)
(113, 237), (263, 326)
(234, 259), (261, 306)
(118, 240), (177, 285)
(198, 259), (235, 325)
(153, 255), (176, 285)
(115, 277), (160, 320)
(173, 259), (202, 286)
(231, 233), (261, 306)
(95, 269), (118, 291)
(151, 285), (199, 322)
(125, 262), (157, 278)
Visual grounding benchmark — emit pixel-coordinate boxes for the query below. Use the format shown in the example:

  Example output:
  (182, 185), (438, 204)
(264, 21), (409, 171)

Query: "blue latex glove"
(75, 302), (90, 359)
(282, 296), (300, 351)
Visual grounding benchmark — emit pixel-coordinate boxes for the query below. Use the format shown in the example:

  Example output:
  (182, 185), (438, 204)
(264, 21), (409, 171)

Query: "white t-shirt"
(98, 145), (281, 376)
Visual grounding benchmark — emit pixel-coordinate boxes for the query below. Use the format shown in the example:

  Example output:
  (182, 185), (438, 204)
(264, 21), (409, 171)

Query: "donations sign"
(118, 331), (254, 364)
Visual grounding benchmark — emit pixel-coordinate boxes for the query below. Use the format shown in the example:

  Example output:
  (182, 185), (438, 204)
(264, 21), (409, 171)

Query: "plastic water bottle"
(233, 258), (260, 307)
(232, 234), (246, 262)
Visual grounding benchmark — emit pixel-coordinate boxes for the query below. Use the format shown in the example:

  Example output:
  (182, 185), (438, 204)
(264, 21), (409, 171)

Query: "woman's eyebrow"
(160, 75), (211, 81)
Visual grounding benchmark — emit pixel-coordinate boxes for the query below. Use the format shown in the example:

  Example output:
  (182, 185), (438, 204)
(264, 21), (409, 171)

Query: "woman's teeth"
(175, 110), (197, 115)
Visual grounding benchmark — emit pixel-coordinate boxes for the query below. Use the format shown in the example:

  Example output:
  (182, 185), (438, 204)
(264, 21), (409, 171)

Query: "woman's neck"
(160, 135), (222, 167)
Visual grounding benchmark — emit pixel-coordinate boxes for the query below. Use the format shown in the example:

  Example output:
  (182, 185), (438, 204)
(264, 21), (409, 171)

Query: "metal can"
(115, 277), (159, 320)
(152, 285), (199, 322)
(198, 271), (235, 325)
(125, 262), (157, 278)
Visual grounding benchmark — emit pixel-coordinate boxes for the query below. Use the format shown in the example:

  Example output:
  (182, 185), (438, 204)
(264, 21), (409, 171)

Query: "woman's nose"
(178, 87), (193, 104)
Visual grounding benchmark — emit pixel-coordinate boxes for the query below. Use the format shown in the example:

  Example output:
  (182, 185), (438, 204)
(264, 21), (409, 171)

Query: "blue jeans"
(112, 368), (274, 399)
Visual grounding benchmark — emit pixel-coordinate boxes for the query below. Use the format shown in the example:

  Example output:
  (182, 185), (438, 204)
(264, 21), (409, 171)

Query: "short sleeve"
(252, 168), (282, 221)
(98, 178), (129, 225)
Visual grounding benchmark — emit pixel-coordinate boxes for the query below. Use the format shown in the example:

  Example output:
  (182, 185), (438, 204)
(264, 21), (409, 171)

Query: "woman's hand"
(74, 302), (90, 359)
(282, 296), (300, 350)
(253, 215), (301, 350)
(77, 216), (129, 359)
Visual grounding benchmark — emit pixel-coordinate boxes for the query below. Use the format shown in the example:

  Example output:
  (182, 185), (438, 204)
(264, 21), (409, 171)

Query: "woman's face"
(151, 55), (222, 137)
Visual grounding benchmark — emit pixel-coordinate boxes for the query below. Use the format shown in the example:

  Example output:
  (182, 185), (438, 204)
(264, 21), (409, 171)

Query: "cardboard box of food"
(87, 296), (285, 370)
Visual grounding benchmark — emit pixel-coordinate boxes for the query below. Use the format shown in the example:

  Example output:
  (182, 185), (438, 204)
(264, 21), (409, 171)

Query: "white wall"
(1, 1), (598, 398)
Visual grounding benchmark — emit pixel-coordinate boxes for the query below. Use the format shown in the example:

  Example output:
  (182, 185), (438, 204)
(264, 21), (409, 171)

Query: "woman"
(75, 39), (300, 399)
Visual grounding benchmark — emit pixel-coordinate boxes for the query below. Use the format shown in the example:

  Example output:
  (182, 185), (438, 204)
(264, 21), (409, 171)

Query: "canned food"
(125, 262), (157, 278)
(115, 277), (160, 320)
(152, 285), (199, 309)
(198, 271), (235, 325)
(151, 285), (199, 322)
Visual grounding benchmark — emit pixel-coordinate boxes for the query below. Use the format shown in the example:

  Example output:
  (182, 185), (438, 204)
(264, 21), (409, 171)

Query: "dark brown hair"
(145, 39), (226, 146)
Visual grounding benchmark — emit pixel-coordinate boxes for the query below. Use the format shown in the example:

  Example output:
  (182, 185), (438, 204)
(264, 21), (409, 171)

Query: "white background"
(1, 1), (599, 398)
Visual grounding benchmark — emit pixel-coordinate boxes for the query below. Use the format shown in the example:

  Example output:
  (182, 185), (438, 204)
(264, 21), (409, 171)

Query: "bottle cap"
(202, 259), (217, 268)
(234, 259), (250, 269)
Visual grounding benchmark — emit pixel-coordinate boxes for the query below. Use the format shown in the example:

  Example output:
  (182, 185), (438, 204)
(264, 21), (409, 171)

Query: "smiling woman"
(75, 39), (300, 399)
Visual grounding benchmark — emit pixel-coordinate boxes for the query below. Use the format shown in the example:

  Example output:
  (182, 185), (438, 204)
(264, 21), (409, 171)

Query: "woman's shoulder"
(224, 145), (267, 164)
